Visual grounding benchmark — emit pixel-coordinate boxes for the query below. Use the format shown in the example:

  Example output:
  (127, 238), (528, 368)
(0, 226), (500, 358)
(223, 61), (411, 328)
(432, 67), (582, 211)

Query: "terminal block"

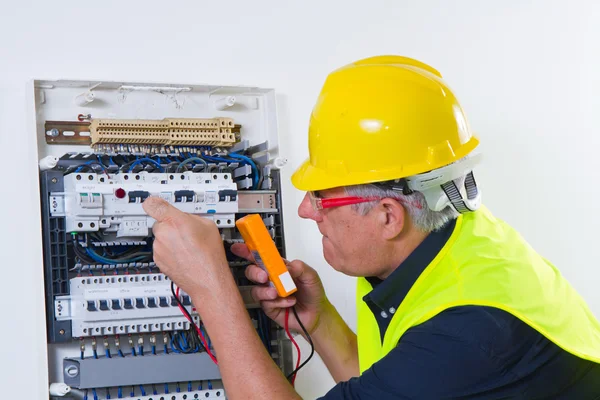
(90, 117), (236, 147)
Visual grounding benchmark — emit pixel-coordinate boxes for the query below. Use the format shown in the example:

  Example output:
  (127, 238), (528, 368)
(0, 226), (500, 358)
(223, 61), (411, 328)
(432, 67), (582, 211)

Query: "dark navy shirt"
(320, 219), (600, 399)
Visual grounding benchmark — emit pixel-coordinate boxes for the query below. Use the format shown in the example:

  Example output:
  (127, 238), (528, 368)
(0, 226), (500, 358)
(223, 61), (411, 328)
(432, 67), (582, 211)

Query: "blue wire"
(198, 381), (202, 391)
(138, 345), (144, 356)
(208, 380), (213, 390)
(83, 389), (88, 400)
(93, 349), (98, 359)
(152, 384), (158, 395)
(106, 388), (111, 399)
(176, 382), (181, 393)
(131, 347), (137, 357)
(229, 153), (259, 188)
(75, 160), (108, 173)
(130, 387), (134, 397)
(92, 388), (98, 400)
(170, 335), (180, 354)
(128, 157), (164, 172)
(85, 248), (148, 265)
(164, 383), (169, 394)
(188, 382), (192, 392)
(164, 343), (168, 354)
(152, 345), (156, 355)
(117, 387), (122, 398)
(80, 351), (84, 360)
(139, 385), (146, 396)
(105, 349), (111, 358)
(118, 349), (125, 358)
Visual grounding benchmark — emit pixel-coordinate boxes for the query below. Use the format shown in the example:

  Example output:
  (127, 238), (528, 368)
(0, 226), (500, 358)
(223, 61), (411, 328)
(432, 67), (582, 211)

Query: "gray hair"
(344, 184), (458, 232)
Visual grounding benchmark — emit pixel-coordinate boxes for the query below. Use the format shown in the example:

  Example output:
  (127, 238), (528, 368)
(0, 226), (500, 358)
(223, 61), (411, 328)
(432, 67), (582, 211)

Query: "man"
(143, 55), (600, 399)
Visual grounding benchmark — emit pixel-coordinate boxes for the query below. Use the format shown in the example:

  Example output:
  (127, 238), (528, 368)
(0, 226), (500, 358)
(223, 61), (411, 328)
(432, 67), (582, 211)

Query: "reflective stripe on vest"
(357, 206), (600, 373)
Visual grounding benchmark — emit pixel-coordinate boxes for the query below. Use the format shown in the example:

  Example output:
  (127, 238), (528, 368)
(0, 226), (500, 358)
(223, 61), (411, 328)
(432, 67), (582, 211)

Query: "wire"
(117, 387), (122, 399)
(229, 153), (260, 188)
(176, 157), (208, 173)
(127, 157), (165, 172)
(139, 385), (146, 396)
(284, 308), (301, 386)
(171, 282), (218, 364)
(85, 247), (151, 265)
(73, 160), (109, 175)
(285, 306), (315, 385)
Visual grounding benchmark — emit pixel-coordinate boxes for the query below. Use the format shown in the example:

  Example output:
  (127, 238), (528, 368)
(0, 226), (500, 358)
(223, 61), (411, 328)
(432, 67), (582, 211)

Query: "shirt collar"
(363, 218), (457, 313)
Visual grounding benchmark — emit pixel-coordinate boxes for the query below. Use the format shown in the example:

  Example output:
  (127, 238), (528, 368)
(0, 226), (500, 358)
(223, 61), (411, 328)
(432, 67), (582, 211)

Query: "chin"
(322, 249), (361, 276)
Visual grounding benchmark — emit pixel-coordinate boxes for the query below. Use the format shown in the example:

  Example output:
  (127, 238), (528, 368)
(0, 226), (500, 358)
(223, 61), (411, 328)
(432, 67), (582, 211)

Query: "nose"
(298, 192), (323, 222)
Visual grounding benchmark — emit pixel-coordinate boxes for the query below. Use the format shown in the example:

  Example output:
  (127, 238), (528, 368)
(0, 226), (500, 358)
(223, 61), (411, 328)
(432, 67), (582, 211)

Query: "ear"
(376, 198), (405, 240)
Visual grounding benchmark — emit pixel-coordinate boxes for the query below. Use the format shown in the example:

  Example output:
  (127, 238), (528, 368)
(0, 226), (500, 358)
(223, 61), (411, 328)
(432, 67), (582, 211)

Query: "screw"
(47, 128), (59, 137)
(59, 329), (65, 335)
(65, 365), (79, 377)
(51, 178), (58, 184)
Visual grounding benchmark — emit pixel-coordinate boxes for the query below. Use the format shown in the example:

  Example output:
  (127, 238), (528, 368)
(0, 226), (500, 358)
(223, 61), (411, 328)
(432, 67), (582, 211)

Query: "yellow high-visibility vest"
(357, 206), (600, 373)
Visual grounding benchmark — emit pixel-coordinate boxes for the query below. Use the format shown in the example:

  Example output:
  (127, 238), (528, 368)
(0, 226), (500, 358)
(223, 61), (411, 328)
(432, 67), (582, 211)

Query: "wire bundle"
(284, 307), (315, 387)
(170, 282), (218, 364)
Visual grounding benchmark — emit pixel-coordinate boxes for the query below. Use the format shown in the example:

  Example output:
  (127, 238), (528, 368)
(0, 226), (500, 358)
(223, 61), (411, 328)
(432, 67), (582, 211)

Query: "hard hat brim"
(291, 136), (480, 192)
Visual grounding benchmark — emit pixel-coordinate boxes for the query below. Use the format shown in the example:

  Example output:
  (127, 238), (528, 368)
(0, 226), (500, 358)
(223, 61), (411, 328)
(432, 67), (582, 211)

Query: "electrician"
(143, 56), (600, 399)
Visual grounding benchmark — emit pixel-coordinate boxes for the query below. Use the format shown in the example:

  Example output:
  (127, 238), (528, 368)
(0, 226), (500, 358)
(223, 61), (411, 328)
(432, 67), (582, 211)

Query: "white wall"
(1, 1), (599, 399)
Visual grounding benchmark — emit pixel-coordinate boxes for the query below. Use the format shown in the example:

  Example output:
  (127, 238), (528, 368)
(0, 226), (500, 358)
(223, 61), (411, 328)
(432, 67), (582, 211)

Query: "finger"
(260, 297), (297, 312)
(251, 285), (278, 302)
(287, 260), (321, 285)
(245, 265), (268, 284)
(142, 196), (184, 223)
(231, 243), (252, 260)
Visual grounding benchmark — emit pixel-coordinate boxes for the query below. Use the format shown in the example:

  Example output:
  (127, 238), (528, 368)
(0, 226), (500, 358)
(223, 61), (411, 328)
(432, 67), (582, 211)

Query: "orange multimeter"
(235, 214), (297, 298)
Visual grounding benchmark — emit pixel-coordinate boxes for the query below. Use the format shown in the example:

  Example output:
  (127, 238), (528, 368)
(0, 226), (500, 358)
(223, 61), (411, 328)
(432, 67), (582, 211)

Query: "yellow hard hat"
(291, 55), (480, 191)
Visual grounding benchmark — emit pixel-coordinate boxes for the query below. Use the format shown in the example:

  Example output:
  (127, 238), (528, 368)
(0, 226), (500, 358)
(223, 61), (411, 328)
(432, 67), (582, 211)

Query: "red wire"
(284, 307), (302, 386)
(175, 287), (218, 364)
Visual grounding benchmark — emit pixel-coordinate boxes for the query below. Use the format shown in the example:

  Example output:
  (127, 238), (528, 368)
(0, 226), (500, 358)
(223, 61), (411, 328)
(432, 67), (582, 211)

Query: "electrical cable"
(284, 308), (301, 386)
(228, 153), (260, 188)
(171, 282), (218, 364)
(127, 157), (165, 172)
(285, 306), (315, 385)
(176, 157), (208, 173)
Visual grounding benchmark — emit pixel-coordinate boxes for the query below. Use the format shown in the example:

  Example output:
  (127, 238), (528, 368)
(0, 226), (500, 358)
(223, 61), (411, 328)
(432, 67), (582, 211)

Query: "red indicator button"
(115, 188), (126, 199)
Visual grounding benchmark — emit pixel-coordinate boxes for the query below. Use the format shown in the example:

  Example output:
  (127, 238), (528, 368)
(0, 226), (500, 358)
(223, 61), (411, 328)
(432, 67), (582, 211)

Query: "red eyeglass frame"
(308, 191), (380, 210)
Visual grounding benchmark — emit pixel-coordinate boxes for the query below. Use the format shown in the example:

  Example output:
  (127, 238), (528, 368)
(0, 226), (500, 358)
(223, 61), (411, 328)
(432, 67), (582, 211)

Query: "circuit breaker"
(34, 80), (293, 400)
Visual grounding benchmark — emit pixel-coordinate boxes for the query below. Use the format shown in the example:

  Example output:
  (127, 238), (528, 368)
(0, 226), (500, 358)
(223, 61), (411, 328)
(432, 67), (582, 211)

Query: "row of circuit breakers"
(40, 116), (292, 399)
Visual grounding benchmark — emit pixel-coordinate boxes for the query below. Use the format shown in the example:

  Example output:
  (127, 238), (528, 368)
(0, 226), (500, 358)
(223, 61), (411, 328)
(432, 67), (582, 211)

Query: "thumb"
(287, 260), (321, 287)
(142, 196), (183, 222)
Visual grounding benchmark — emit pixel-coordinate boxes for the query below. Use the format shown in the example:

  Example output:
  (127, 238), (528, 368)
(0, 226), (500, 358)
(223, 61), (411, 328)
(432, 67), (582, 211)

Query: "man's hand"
(142, 197), (231, 298)
(231, 243), (331, 336)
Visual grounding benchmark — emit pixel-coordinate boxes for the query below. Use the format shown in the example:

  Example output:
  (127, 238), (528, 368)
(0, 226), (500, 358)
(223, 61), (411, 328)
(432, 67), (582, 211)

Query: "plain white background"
(1, 1), (600, 399)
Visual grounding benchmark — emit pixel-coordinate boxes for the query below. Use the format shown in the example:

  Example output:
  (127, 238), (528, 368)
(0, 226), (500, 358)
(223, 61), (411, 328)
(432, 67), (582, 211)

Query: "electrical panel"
(34, 80), (292, 400)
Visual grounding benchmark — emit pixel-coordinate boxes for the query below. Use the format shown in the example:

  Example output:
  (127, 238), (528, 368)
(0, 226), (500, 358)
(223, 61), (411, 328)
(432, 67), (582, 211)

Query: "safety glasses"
(308, 191), (380, 211)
